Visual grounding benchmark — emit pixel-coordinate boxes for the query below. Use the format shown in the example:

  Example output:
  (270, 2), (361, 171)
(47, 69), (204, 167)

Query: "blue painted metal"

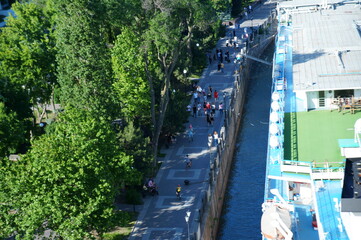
(314, 180), (349, 240)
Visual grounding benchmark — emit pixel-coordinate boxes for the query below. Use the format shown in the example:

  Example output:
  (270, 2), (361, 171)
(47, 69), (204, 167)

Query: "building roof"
(279, 1), (361, 92)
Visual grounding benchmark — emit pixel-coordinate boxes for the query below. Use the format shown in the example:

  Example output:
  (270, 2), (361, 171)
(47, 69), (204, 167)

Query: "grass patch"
(103, 211), (138, 240)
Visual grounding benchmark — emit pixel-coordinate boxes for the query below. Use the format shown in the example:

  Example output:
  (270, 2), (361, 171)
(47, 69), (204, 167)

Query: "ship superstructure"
(262, 1), (361, 239)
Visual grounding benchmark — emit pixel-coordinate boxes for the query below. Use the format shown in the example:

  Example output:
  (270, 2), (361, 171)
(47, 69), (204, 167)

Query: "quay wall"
(193, 12), (277, 240)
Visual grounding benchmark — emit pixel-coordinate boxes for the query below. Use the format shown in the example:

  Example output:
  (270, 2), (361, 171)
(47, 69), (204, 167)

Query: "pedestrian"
(187, 129), (194, 142)
(193, 91), (198, 103)
(219, 102), (224, 115)
(211, 103), (216, 114)
(197, 85), (202, 94)
(206, 102), (211, 114)
(244, 11), (248, 19)
(208, 134), (213, 148)
(233, 29), (236, 37)
(213, 131), (219, 146)
(206, 113), (212, 126)
(210, 112), (215, 125)
(220, 62), (224, 73)
(192, 104), (197, 117)
(209, 85), (213, 93)
(197, 102), (202, 116)
(214, 90), (219, 102)
(248, 5), (252, 13)
(217, 62), (221, 71)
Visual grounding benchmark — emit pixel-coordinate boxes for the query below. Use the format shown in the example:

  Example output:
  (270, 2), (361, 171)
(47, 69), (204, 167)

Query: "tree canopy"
(0, 0), (228, 238)
(0, 108), (141, 239)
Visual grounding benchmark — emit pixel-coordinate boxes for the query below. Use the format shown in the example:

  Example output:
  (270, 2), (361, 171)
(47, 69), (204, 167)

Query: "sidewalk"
(128, 2), (276, 240)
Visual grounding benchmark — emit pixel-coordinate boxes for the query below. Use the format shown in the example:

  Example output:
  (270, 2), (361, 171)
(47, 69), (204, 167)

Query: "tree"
(54, 0), (118, 117)
(0, 103), (26, 158)
(141, 0), (220, 170)
(112, 27), (151, 121)
(0, 108), (141, 239)
(0, 0), (57, 108)
(118, 121), (153, 177)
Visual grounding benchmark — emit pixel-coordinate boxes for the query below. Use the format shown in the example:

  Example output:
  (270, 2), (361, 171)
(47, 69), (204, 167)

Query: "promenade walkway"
(128, 2), (276, 240)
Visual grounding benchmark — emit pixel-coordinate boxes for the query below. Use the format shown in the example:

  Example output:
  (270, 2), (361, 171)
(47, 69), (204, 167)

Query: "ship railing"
(278, 160), (345, 179)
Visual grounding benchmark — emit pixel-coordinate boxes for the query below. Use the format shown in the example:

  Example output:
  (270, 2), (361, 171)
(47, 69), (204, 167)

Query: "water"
(218, 44), (274, 239)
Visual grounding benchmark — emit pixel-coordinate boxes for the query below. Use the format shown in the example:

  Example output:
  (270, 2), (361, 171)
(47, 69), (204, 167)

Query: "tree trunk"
(145, 50), (180, 175)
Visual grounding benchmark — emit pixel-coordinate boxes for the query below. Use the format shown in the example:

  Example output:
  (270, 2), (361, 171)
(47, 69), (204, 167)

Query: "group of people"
(186, 85), (224, 127)
(208, 130), (220, 147)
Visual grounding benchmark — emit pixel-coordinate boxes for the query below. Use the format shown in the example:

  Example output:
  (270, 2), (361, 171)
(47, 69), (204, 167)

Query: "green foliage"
(210, 0), (232, 13)
(0, 0), (57, 104)
(0, 108), (141, 239)
(118, 121), (152, 177)
(54, 0), (118, 116)
(0, 103), (26, 158)
(112, 27), (151, 120)
(163, 90), (190, 134)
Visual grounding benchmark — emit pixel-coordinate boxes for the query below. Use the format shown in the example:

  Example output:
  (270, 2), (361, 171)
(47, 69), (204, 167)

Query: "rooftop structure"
(279, 0), (361, 111)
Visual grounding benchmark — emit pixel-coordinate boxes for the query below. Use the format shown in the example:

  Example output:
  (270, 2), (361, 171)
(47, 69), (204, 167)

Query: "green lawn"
(284, 110), (361, 165)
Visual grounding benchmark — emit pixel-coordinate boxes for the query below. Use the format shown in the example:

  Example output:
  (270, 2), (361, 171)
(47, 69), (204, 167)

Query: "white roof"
(279, 1), (361, 91)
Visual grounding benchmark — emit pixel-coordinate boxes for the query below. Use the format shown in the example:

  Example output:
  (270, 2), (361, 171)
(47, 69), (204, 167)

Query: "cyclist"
(176, 184), (182, 199)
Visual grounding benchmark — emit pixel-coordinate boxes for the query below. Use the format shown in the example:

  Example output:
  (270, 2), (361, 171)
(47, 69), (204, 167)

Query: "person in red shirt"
(206, 102), (211, 114)
(214, 90), (219, 102)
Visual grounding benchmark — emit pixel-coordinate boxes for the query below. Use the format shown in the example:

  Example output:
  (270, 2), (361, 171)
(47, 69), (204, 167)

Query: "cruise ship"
(261, 1), (361, 239)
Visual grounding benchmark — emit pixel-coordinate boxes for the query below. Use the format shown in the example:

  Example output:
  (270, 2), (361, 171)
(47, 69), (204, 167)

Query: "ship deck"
(284, 110), (361, 165)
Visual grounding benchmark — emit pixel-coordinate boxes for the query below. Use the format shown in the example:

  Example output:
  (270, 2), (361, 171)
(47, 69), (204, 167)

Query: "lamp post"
(183, 69), (188, 78)
(185, 210), (191, 240)
(183, 69), (188, 94)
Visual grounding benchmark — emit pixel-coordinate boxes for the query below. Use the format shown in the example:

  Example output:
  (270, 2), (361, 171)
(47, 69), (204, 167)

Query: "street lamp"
(185, 210), (191, 240)
(183, 69), (187, 77)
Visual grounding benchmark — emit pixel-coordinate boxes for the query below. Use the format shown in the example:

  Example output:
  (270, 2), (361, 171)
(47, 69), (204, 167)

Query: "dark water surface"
(218, 44), (274, 239)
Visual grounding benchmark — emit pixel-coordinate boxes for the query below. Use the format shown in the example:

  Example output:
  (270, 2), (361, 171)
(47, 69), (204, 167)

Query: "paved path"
(129, 2), (276, 240)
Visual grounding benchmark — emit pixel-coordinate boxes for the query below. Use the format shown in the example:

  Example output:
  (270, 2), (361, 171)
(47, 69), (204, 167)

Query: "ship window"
(334, 89), (354, 98)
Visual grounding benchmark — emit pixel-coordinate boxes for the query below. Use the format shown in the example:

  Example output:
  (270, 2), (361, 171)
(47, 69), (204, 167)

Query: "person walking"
(210, 112), (215, 126)
(206, 113), (212, 126)
(192, 104), (197, 117)
(197, 102), (202, 116)
(211, 103), (216, 114)
(214, 90), (219, 102)
(193, 91), (199, 104)
(219, 102), (224, 115)
(213, 131), (219, 146)
(208, 134), (213, 148)
(220, 63), (224, 73)
(187, 128), (194, 142)
(206, 102), (211, 114)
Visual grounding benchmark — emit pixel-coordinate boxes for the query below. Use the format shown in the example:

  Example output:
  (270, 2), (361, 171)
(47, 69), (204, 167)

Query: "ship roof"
(279, 1), (361, 92)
